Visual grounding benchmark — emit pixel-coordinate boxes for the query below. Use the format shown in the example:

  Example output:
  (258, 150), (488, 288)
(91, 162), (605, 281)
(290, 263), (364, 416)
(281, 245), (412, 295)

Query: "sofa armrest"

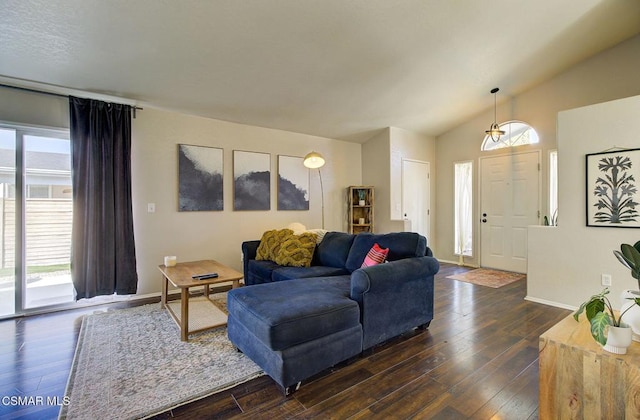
(351, 257), (439, 296)
(350, 256), (439, 350)
(242, 240), (261, 280)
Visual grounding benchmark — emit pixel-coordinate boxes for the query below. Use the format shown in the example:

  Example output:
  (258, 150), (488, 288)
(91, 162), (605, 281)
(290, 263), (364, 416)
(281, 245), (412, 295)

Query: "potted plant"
(357, 189), (366, 206)
(574, 288), (640, 354)
(614, 241), (640, 341)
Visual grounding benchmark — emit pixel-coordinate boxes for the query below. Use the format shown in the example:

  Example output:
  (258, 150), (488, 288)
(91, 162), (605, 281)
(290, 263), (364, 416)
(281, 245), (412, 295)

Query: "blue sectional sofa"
(227, 231), (439, 393)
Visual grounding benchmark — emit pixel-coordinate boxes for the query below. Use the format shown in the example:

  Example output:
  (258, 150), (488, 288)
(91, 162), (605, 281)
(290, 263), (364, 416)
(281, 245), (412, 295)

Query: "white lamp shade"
(303, 151), (325, 169)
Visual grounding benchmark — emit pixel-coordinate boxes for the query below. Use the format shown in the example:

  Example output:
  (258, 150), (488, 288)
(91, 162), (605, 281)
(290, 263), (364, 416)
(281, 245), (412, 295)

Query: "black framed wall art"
(233, 150), (271, 211)
(586, 148), (640, 228)
(178, 144), (224, 211)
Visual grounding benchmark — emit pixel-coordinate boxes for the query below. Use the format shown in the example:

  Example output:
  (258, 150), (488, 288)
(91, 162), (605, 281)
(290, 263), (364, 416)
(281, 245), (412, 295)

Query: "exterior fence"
(0, 198), (72, 268)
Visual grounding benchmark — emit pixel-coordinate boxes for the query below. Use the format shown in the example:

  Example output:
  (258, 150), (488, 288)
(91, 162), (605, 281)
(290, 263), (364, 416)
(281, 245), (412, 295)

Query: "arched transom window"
(481, 121), (539, 151)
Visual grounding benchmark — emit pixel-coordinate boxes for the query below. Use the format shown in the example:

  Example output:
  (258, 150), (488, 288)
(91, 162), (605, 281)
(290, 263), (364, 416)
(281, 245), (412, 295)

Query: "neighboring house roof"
(0, 149), (70, 172)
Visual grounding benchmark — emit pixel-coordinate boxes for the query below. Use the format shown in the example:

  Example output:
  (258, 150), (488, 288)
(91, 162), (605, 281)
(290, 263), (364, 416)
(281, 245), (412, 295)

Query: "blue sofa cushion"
(345, 232), (427, 272)
(311, 232), (355, 268)
(246, 259), (281, 284)
(272, 266), (349, 282)
(227, 276), (360, 351)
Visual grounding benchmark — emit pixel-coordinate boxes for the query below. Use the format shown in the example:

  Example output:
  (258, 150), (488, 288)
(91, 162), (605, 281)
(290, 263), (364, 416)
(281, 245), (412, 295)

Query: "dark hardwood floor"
(0, 263), (570, 419)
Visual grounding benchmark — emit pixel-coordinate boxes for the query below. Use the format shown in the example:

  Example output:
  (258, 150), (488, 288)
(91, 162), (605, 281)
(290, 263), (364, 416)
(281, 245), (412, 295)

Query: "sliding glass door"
(0, 128), (16, 316)
(0, 125), (73, 317)
(24, 133), (73, 309)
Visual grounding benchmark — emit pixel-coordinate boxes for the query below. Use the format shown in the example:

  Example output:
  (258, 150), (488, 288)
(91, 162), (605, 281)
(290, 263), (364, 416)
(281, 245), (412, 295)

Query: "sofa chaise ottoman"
(227, 277), (362, 394)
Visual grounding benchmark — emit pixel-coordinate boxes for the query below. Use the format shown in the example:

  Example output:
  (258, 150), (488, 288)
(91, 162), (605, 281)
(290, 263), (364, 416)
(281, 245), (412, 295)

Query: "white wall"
(435, 34), (640, 266)
(527, 95), (640, 309)
(0, 88), (361, 297)
(132, 108), (361, 295)
(389, 127), (437, 248)
(362, 127), (436, 244)
(362, 128), (397, 233)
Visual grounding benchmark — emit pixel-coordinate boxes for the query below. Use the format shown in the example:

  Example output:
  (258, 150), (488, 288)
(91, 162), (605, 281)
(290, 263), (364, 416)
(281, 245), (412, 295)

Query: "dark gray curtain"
(69, 96), (138, 299)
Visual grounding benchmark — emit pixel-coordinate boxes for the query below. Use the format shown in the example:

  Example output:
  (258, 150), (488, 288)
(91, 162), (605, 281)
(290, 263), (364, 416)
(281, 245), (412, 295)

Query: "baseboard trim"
(2, 284), (234, 320)
(439, 259), (480, 268)
(524, 295), (576, 311)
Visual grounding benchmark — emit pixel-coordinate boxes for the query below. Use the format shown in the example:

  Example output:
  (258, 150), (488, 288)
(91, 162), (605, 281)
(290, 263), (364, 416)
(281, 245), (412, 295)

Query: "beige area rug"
(166, 296), (228, 331)
(446, 268), (526, 288)
(59, 293), (263, 420)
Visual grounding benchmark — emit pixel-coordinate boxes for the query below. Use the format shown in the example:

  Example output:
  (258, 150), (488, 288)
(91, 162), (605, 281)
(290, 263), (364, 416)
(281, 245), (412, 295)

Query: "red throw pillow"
(361, 243), (389, 268)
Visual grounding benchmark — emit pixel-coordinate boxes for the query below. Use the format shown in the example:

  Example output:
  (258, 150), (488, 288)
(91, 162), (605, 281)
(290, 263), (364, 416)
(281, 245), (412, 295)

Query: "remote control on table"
(192, 273), (219, 280)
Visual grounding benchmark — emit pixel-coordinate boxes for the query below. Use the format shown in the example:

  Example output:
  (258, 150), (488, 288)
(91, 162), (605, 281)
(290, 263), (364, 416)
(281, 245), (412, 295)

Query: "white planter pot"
(358, 200), (365, 206)
(620, 290), (640, 342)
(603, 324), (633, 354)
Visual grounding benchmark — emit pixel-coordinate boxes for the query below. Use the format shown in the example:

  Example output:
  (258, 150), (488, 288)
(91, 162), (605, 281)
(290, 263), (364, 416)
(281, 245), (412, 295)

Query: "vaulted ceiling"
(1, 1), (639, 142)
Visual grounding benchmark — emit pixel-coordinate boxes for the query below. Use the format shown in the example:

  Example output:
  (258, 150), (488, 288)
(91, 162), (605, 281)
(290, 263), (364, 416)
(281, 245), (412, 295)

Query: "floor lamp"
(303, 151), (325, 229)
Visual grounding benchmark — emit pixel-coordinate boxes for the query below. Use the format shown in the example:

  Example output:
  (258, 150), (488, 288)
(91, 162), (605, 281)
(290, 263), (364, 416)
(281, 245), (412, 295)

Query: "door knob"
(482, 218), (487, 223)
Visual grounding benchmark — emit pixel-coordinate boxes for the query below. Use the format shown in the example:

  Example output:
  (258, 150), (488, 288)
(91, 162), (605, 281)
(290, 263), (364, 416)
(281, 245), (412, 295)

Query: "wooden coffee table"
(159, 259), (243, 341)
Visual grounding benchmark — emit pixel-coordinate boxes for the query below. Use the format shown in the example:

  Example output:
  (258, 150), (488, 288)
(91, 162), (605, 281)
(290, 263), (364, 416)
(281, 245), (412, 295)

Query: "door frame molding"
(478, 149), (542, 270)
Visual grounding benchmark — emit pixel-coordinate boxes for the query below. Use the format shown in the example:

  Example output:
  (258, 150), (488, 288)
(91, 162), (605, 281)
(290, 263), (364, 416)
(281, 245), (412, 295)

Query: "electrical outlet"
(601, 274), (612, 286)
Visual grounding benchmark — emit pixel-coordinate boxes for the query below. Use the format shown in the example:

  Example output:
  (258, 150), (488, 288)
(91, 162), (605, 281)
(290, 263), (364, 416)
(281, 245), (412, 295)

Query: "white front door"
(480, 151), (540, 273)
(402, 159), (430, 239)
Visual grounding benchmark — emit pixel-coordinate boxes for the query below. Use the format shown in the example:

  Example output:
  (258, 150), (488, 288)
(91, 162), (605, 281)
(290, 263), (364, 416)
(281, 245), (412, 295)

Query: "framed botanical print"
(586, 148), (640, 227)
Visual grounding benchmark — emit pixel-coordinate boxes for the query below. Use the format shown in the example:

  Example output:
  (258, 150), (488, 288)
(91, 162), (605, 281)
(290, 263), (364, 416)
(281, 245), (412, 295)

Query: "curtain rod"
(0, 83), (144, 118)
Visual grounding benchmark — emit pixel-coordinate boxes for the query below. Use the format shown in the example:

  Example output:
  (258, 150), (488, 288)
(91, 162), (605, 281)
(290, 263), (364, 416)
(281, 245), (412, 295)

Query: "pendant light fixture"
(485, 87), (505, 142)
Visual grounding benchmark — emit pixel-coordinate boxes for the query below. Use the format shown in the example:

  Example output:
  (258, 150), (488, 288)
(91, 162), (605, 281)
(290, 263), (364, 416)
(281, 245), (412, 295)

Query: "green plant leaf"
(616, 244), (640, 281)
(614, 250), (633, 270)
(621, 244), (640, 269)
(585, 297), (605, 322)
(631, 253), (640, 278)
(590, 312), (612, 346)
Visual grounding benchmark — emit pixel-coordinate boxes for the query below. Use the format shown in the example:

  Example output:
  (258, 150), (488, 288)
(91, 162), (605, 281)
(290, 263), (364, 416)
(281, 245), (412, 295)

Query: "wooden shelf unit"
(348, 186), (374, 234)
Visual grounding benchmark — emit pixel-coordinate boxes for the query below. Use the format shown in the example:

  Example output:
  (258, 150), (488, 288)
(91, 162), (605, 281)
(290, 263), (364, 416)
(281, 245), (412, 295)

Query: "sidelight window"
(454, 161), (473, 257)
(549, 150), (558, 224)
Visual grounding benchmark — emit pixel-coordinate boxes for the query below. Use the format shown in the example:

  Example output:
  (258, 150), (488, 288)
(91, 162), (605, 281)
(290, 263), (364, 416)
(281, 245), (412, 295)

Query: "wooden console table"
(539, 314), (640, 418)
(159, 259), (243, 341)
